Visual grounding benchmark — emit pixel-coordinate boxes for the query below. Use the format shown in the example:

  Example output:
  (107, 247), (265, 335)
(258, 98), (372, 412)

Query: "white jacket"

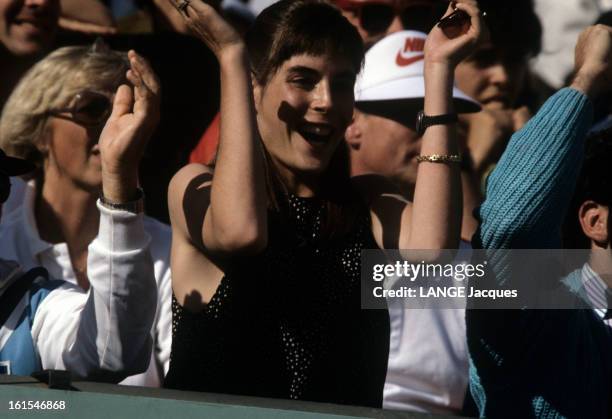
(0, 181), (172, 386)
(0, 201), (157, 379)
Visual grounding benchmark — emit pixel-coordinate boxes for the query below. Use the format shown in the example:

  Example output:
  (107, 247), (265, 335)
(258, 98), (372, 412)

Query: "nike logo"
(395, 52), (425, 67)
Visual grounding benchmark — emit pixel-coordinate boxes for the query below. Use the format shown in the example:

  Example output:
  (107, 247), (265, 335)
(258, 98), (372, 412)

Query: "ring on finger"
(176, 0), (191, 15)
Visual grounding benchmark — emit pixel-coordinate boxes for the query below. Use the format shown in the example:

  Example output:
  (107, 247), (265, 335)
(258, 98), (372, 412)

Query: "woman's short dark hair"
(245, 0), (364, 86)
(244, 0), (366, 238)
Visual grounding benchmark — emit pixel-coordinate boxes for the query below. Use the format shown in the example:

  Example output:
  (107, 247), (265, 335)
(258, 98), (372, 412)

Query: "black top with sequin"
(164, 194), (389, 408)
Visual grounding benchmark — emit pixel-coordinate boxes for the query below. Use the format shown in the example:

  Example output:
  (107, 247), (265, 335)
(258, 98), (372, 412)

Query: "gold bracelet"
(416, 154), (462, 164)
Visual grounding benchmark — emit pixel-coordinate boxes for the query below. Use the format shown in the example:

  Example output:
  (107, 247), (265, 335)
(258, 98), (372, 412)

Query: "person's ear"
(345, 112), (363, 150)
(578, 201), (610, 247)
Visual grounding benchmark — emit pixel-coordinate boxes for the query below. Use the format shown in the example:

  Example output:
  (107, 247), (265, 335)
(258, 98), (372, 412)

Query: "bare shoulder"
(168, 163), (214, 234)
(168, 163), (224, 310)
(169, 163), (213, 204)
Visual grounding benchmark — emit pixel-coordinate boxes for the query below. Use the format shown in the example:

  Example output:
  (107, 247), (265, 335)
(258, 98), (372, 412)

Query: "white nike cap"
(355, 30), (481, 113)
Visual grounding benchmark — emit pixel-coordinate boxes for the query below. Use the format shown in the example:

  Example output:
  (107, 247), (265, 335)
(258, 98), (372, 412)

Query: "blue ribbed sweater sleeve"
(473, 88), (593, 252)
(467, 89), (600, 419)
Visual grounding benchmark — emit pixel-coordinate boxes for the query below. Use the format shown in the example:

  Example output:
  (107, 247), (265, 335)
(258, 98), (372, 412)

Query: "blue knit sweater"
(469, 88), (612, 418)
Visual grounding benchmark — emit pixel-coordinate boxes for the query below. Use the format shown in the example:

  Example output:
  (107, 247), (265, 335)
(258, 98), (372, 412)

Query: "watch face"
(416, 110), (425, 136)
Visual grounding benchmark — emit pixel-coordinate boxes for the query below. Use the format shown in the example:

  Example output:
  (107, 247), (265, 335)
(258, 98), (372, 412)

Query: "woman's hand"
(424, 0), (489, 69)
(167, 0), (243, 58)
(99, 51), (161, 203)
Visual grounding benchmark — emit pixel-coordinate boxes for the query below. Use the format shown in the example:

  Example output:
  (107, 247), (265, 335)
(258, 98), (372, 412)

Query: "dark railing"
(0, 374), (467, 419)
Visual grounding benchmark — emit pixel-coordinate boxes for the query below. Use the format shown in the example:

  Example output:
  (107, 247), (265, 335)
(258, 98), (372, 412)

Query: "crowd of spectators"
(1, 1), (611, 418)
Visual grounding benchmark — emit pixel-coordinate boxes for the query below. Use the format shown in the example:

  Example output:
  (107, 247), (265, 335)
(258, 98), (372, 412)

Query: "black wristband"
(416, 110), (458, 136)
(99, 187), (145, 214)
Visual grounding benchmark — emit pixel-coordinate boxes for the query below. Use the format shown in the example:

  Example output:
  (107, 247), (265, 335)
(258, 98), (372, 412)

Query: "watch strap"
(416, 111), (458, 136)
(99, 187), (145, 214)
(423, 113), (458, 126)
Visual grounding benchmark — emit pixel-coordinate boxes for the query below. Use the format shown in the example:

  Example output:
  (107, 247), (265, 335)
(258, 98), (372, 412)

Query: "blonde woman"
(0, 42), (172, 387)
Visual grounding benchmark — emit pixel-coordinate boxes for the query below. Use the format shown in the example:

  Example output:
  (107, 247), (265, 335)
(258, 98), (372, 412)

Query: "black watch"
(99, 187), (145, 214)
(415, 111), (458, 136)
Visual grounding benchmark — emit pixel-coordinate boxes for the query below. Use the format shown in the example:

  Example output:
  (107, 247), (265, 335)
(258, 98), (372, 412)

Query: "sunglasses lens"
(74, 93), (111, 125)
(357, 101), (420, 129)
(360, 4), (395, 34)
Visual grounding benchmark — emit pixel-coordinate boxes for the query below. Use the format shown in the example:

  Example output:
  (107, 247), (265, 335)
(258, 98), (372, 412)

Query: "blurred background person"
(0, 43), (172, 387)
(0, 0), (59, 56)
(1, 0), (61, 214)
(58, 0), (116, 35)
(334, 0), (444, 49)
(59, 0), (252, 35)
(0, 0), (60, 111)
(454, 0), (542, 240)
(531, 0), (612, 91)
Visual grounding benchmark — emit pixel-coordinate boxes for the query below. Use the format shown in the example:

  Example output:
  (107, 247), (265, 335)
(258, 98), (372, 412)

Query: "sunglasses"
(336, 0), (448, 35)
(356, 100), (421, 129)
(47, 90), (113, 126)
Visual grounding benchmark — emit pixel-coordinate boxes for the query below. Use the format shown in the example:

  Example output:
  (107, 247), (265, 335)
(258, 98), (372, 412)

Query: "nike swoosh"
(395, 53), (425, 67)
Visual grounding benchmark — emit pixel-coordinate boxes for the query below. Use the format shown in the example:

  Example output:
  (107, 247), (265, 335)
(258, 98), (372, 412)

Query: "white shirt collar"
(580, 262), (610, 320)
(19, 181), (76, 285)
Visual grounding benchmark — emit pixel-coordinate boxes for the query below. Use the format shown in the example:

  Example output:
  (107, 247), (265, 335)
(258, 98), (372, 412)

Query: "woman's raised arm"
(369, 0), (488, 251)
(167, 0), (267, 254)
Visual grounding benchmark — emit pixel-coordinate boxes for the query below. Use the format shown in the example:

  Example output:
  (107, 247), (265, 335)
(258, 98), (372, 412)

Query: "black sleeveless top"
(164, 195), (389, 407)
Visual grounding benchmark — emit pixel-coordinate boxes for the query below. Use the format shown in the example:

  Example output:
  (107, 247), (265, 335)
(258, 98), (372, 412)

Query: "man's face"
(348, 109), (422, 189)
(0, 0), (60, 56)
